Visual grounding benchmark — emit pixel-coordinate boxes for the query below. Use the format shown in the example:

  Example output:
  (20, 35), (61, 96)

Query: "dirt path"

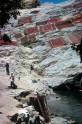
(0, 70), (22, 123)
(0, 46), (21, 124)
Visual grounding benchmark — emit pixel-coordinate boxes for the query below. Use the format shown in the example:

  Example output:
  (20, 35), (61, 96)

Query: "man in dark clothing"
(2, 34), (11, 43)
(76, 38), (82, 63)
(71, 43), (77, 50)
(5, 62), (10, 75)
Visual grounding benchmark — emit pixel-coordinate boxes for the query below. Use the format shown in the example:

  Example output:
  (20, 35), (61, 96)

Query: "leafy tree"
(0, 0), (22, 27)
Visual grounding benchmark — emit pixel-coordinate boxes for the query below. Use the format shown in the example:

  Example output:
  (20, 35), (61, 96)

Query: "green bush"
(22, 40), (38, 47)
(0, 0), (22, 27)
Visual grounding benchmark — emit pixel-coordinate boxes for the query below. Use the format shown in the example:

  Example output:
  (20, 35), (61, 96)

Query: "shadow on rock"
(52, 73), (82, 92)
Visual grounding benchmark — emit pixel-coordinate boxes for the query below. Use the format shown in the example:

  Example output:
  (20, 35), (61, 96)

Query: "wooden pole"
(29, 93), (50, 122)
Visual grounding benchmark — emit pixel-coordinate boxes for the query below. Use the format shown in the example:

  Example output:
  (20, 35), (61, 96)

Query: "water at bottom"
(47, 91), (82, 124)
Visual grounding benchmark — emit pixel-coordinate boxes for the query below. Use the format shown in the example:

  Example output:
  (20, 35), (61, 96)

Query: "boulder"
(21, 0), (40, 9)
(10, 107), (45, 124)
(51, 117), (68, 124)
(53, 73), (82, 92)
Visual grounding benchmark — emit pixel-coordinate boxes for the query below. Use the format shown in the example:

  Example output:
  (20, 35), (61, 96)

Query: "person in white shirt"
(10, 72), (15, 88)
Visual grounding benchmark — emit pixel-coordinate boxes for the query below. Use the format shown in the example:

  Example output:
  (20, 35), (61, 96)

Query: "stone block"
(39, 24), (56, 34)
(29, 34), (36, 41)
(68, 32), (82, 44)
(24, 27), (38, 35)
(36, 21), (48, 26)
(55, 20), (74, 29)
(21, 36), (29, 43)
(49, 37), (67, 48)
(15, 33), (23, 39)
(56, 19), (72, 25)
(48, 17), (60, 24)
(18, 16), (31, 25)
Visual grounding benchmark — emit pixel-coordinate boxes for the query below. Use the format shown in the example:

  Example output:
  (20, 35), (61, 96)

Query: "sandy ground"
(0, 68), (24, 123)
(0, 46), (22, 123)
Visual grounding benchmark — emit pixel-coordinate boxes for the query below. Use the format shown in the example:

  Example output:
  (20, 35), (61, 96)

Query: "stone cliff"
(21, 0), (40, 9)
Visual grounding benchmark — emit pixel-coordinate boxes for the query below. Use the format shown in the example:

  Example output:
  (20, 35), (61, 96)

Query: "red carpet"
(0, 40), (17, 45)
(68, 32), (82, 44)
(49, 37), (67, 48)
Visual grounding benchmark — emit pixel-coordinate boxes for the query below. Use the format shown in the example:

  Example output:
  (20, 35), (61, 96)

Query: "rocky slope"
(12, 0), (82, 89)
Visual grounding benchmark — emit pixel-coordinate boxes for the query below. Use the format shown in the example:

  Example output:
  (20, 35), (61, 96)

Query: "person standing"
(5, 62), (10, 75)
(9, 72), (17, 89)
(10, 72), (15, 88)
(2, 33), (11, 43)
(76, 38), (82, 63)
